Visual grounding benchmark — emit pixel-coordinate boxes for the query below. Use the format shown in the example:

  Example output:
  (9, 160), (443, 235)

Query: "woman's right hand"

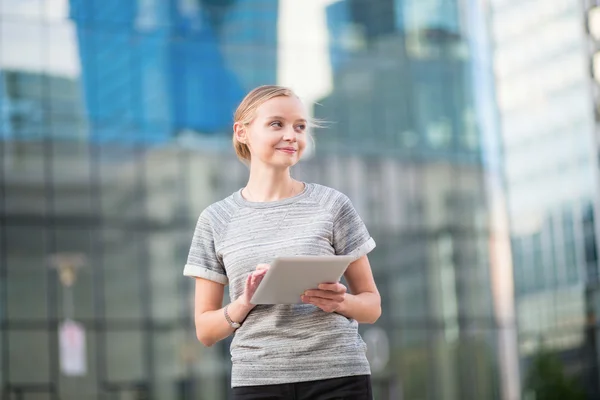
(240, 264), (270, 308)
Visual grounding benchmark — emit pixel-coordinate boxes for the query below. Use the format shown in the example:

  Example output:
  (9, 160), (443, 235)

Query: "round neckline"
(233, 182), (311, 209)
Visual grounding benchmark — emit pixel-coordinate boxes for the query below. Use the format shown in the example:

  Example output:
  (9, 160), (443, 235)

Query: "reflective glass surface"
(0, 1), (517, 399)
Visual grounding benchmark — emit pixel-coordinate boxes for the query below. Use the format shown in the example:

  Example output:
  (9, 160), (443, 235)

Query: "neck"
(244, 166), (297, 202)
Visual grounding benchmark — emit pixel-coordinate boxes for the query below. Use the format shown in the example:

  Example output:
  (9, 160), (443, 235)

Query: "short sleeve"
(183, 211), (228, 285)
(332, 194), (376, 261)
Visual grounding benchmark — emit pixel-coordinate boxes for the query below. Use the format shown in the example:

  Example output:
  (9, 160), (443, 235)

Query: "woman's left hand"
(301, 283), (347, 313)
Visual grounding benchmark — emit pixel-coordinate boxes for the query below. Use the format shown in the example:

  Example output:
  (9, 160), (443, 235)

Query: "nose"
(282, 126), (297, 142)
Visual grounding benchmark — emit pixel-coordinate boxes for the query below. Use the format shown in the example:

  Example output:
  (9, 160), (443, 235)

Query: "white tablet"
(250, 255), (355, 305)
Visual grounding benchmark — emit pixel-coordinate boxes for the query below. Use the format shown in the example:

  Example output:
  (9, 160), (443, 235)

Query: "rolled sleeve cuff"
(183, 264), (229, 285)
(346, 237), (376, 261)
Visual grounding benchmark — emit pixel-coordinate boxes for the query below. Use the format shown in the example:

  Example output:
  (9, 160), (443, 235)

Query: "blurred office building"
(69, 0), (277, 142)
(1, 1), (520, 399)
(316, 1), (519, 399)
(0, 70), (87, 142)
(490, 0), (600, 397)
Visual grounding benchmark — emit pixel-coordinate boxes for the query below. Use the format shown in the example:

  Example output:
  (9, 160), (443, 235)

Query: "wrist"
(236, 296), (255, 312)
(229, 297), (254, 323)
(336, 293), (352, 316)
(224, 304), (241, 329)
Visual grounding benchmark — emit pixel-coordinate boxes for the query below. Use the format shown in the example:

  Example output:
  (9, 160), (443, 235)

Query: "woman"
(184, 85), (381, 400)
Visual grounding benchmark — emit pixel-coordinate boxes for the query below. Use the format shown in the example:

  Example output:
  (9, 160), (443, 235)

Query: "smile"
(276, 148), (297, 154)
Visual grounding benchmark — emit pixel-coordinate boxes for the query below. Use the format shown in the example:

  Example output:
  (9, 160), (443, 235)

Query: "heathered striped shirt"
(184, 183), (376, 387)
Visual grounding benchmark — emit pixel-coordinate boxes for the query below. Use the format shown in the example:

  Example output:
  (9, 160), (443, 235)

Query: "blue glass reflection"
(68, 0), (280, 144)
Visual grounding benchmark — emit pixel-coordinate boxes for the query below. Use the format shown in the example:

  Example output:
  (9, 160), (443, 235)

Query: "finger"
(303, 296), (338, 313)
(317, 283), (345, 292)
(252, 269), (267, 278)
(245, 273), (253, 292)
(254, 273), (265, 286)
(256, 264), (270, 271)
(250, 271), (266, 291)
(303, 290), (345, 302)
(317, 283), (347, 293)
(302, 294), (343, 306)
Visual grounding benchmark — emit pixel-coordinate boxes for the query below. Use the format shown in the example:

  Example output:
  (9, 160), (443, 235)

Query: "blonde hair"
(232, 85), (318, 164)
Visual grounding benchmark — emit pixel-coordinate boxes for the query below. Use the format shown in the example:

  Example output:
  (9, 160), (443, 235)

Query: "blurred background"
(1, 0), (599, 399)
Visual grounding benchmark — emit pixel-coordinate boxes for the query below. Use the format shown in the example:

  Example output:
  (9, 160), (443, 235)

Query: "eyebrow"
(267, 116), (307, 123)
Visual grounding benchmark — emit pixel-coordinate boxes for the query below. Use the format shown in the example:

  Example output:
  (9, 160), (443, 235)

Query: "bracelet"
(224, 305), (241, 329)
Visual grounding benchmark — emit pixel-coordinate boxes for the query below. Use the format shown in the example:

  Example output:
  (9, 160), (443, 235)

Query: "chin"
(278, 160), (298, 168)
(267, 159), (298, 169)
(271, 153), (301, 166)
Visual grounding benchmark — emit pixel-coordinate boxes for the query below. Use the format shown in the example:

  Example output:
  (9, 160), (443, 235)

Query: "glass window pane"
(46, 74), (86, 140)
(147, 230), (185, 322)
(106, 331), (144, 383)
(152, 328), (229, 400)
(4, 142), (47, 215)
(102, 229), (143, 320)
(52, 142), (94, 218)
(6, 226), (48, 320)
(22, 394), (51, 400)
(8, 330), (49, 382)
(396, 328), (432, 399)
(455, 333), (500, 399)
(391, 266), (427, 321)
(1, 21), (45, 76)
(7, 268), (48, 321)
(565, 240), (579, 283)
(0, 0), (44, 19)
(186, 152), (240, 214)
(145, 151), (184, 225)
(46, 20), (81, 82)
(98, 146), (145, 221)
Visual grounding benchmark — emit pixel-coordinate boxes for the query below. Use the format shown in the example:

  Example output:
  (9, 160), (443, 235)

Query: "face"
(235, 95), (308, 169)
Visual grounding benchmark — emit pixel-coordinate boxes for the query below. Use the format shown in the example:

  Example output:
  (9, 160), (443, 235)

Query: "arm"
(338, 255), (381, 323)
(301, 255), (381, 324)
(195, 266), (268, 347)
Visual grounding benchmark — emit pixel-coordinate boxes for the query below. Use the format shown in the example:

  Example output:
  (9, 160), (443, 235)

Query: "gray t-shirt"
(184, 183), (376, 387)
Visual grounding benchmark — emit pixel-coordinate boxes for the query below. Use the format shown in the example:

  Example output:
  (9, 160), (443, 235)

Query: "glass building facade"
(490, 0), (600, 397)
(1, 0), (519, 399)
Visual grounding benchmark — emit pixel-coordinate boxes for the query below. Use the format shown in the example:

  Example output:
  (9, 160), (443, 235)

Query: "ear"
(234, 122), (247, 144)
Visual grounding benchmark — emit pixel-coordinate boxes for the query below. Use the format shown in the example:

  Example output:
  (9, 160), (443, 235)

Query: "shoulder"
(306, 183), (352, 212)
(197, 193), (240, 235)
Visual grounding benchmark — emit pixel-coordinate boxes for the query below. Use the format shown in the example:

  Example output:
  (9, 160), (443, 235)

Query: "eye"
(295, 124), (306, 132)
(270, 121), (283, 128)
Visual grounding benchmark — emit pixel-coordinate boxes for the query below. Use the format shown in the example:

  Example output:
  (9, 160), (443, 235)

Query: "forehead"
(255, 95), (307, 119)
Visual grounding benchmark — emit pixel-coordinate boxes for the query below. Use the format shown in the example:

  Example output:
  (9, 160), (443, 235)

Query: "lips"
(277, 147), (297, 154)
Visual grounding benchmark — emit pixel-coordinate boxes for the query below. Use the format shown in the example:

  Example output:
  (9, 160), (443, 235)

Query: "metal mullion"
(132, 23), (154, 392)
(137, 145), (154, 399)
(42, 41), (60, 399)
(0, 82), (10, 400)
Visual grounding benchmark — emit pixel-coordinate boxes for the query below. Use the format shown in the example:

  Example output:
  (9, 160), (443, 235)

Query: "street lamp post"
(48, 252), (88, 377)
